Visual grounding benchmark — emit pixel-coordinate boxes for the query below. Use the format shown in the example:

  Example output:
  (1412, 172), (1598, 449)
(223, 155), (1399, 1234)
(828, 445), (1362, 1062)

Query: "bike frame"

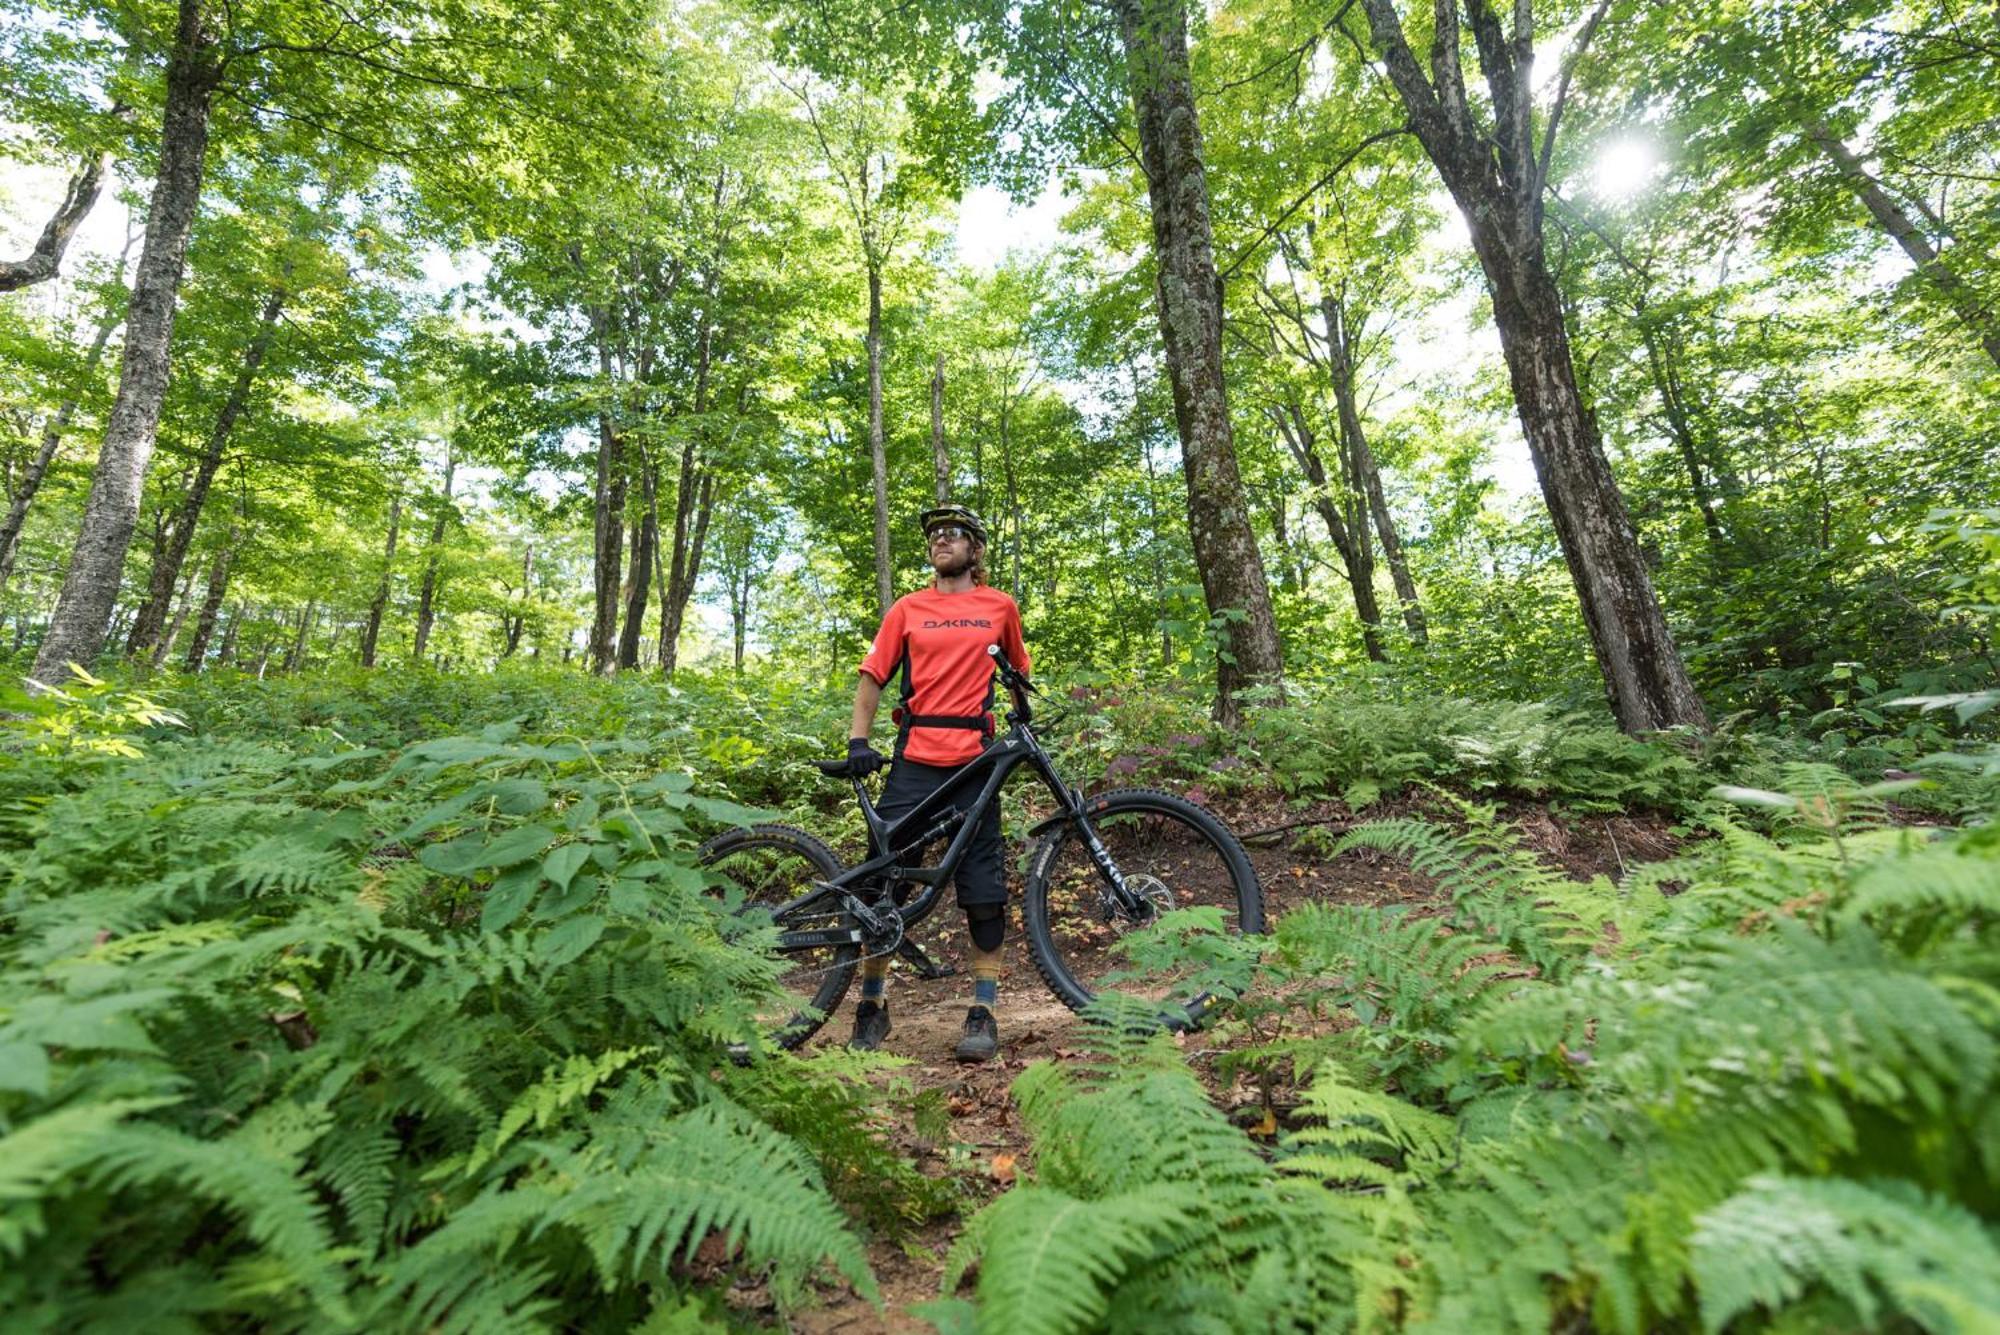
(768, 709), (1136, 954)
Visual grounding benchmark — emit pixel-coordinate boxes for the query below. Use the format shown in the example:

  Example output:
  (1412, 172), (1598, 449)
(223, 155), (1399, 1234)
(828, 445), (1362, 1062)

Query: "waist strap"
(899, 713), (988, 730)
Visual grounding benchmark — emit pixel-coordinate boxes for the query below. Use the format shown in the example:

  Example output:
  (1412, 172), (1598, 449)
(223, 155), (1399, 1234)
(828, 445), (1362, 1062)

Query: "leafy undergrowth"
(940, 776), (2000, 1333)
(4, 664), (1997, 1331)
(0, 669), (955, 1329)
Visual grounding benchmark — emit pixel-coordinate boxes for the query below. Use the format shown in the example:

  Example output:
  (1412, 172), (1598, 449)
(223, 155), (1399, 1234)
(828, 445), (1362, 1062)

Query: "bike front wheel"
(696, 823), (857, 1050)
(1022, 788), (1264, 1021)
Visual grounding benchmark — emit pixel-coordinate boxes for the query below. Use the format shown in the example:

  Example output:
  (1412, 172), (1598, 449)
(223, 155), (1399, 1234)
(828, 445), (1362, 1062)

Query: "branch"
(1534, 0), (1614, 196)
(1216, 126), (1409, 281)
(0, 149), (112, 292)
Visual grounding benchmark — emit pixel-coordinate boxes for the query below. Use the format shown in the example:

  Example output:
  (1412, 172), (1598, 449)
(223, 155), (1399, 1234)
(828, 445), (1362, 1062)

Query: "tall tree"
(30, 0), (219, 682)
(1111, 0), (1285, 720)
(1351, 0), (1708, 731)
(125, 256), (291, 657)
(779, 73), (935, 618)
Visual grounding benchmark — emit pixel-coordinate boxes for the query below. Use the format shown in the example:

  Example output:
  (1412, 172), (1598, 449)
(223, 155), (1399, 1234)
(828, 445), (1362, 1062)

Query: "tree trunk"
(359, 492), (399, 667)
(1000, 400), (1024, 602)
(1321, 290), (1426, 646)
(1803, 116), (2000, 372)
(126, 265), (289, 657)
(1358, 0), (1706, 731)
(866, 264), (893, 616)
(502, 543), (533, 658)
(0, 147), (112, 292)
(1113, 0), (1284, 724)
(284, 600), (316, 673)
(31, 0), (218, 685)
(1271, 402), (1386, 661)
(731, 559), (750, 674)
(411, 453), (455, 661)
(660, 457), (714, 677)
(181, 518), (237, 671)
(617, 494), (654, 669)
(1636, 318), (1729, 555)
(930, 350), (950, 503)
(0, 288), (125, 594)
(588, 328), (626, 673)
(216, 599), (242, 666)
(153, 564), (198, 666)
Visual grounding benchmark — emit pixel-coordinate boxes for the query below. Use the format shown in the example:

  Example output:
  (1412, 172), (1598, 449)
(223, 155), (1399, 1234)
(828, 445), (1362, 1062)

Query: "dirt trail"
(775, 799), (1681, 1331)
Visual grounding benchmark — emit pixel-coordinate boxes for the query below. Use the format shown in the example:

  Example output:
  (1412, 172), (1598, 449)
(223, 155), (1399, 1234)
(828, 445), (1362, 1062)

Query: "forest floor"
(756, 795), (1686, 1332)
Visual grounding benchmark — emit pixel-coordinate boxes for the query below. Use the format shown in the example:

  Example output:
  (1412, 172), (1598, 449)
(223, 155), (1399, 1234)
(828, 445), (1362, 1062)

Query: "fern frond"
(955, 1184), (1202, 1335)
(1690, 1174), (2000, 1333)
(545, 1101), (874, 1306)
(1333, 804), (1583, 977)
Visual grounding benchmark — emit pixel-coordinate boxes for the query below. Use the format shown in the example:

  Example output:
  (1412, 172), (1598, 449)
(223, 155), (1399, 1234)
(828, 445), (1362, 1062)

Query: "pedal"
(895, 939), (957, 979)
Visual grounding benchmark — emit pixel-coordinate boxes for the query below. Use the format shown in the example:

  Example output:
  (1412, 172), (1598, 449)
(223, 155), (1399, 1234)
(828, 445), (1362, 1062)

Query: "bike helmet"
(919, 504), (988, 544)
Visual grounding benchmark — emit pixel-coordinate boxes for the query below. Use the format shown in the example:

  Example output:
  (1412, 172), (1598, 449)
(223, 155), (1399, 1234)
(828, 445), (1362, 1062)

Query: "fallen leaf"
(1248, 1107), (1279, 1138)
(990, 1153), (1018, 1185)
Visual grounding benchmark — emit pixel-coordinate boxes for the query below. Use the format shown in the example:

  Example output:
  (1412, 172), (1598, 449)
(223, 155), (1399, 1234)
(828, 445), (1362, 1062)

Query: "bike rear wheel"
(1022, 788), (1264, 1023)
(696, 824), (857, 1050)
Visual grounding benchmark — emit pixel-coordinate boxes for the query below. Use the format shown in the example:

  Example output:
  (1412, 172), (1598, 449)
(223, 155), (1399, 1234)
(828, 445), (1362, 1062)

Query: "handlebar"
(986, 644), (1036, 696)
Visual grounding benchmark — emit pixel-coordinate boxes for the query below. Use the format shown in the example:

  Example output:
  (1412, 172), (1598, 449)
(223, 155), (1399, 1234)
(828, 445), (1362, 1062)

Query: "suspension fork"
(1031, 760), (1148, 918)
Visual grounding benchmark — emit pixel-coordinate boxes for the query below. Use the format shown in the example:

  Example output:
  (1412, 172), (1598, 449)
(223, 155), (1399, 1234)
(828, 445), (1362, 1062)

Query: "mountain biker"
(846, 504), (1028, 1063)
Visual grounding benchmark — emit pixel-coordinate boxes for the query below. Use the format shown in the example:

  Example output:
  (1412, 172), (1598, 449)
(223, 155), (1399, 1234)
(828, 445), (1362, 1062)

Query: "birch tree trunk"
(1357, 0), (1707, 732)
(126, 266), (289, 656)
(1113, 0), (1284, 724)
(930, 351), (949, 503)
(32, 0), (219, 684)
(866, 262), (892, 616)
(411, 454), (455, 661)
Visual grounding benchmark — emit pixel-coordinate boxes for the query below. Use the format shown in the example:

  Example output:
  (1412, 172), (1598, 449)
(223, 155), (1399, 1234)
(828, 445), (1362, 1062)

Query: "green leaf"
(419, 832), (488, 877)
(482, 865), (540, 934)
(538, 914), (606, 967)
(399, 788), (483, 840)
(476, 824), (557, 869)
(608, 878), (654, 917)
(490, 779), (548, 815)
(544, 842), (594, 891)
(0, 1041), (50, 1096)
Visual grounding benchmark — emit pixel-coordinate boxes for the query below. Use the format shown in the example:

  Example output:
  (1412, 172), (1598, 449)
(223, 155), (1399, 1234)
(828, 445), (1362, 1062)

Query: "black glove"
(846, 736), (886, 777)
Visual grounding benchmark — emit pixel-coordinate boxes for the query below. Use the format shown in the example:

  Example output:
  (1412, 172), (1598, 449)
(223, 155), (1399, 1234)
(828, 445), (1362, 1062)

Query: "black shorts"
(874, 758), (1007, 909)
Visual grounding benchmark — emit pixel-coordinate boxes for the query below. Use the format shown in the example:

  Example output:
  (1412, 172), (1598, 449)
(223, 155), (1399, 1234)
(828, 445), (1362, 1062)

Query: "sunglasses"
(927, 525), (974, 544)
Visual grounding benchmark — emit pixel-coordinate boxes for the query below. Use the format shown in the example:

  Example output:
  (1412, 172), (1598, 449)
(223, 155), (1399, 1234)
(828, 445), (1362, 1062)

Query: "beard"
(933, 549), (978, 579)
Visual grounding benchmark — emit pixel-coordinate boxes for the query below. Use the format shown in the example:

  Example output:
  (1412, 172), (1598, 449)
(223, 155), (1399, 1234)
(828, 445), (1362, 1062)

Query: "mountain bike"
(697, 647), (1265, 1049)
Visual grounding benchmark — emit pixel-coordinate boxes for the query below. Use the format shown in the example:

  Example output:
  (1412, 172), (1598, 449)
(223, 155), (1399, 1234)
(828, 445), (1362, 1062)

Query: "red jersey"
(858, 585), (1030, 766)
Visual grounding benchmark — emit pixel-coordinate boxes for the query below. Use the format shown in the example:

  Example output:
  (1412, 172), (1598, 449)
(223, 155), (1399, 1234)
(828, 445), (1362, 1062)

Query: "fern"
(1333, 801), (1590, 978)
(1691, 1175), (2000, 1333)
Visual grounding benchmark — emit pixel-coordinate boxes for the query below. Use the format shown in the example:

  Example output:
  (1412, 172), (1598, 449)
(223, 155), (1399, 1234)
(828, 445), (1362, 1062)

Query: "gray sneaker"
(954, 1005), (999, 1063)
(849, 1000), (891, 1051)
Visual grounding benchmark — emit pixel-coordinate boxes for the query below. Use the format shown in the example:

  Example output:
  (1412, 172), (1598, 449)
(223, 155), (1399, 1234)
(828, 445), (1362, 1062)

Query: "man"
(846, 505), (1029, 1063)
